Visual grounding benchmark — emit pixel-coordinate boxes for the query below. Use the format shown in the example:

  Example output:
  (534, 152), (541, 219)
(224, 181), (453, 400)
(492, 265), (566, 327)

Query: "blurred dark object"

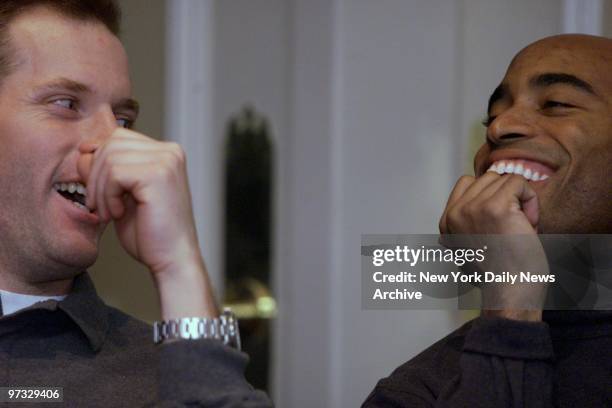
(223, 104), (275, 391)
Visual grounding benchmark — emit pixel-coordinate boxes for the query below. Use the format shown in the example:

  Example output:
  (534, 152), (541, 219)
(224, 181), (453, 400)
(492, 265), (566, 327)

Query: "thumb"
(77, 153), (94, 183)
(518, 182), (539, 228)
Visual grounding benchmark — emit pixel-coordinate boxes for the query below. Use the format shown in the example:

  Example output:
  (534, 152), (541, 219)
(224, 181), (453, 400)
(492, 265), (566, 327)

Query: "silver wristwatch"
(153, 308), (241, 350)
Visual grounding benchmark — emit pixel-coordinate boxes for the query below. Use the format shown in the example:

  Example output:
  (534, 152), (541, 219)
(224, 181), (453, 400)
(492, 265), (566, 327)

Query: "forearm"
(154, 254), (219, 320)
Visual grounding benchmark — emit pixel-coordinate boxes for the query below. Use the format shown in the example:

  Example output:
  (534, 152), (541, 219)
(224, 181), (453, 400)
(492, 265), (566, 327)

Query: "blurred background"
(89, 1), (612, 406)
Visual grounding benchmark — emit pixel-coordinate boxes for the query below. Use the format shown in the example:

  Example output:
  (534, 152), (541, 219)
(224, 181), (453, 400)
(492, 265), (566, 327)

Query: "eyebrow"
(35, 77), (93, 94)
(34, 77), (140, 116)
(115, 97), (140, 116)
(487, 72), (597, 114)
(529, 72), (596, 96)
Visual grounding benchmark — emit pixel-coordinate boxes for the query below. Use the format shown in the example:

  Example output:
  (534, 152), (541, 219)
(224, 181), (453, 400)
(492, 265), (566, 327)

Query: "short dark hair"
(0, 0), (121, 80)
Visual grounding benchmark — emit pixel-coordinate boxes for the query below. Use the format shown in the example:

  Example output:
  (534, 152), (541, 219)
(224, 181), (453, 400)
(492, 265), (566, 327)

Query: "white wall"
(331, 1), (458, 405)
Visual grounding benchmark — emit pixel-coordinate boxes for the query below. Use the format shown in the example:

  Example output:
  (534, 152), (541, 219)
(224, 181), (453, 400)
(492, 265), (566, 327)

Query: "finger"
(440, 173), (501, 234)
(521, 188), (539, 228)
(77, 153), (94, 183)
(100, 164), (152, 220)
(501, 175), (539, 227)
(442, 172), (518, 234)
(95, 161), (130, 222)
(452, 171), (501, 207)
(78, 127), (152, 158)
(86, 139), (165, 209)
(481, 175), (539, 228)
(94, 161), (112, 222)
(87, 145), (107, 210)
(92, 153), (161, 221)
(107, 194), (126, 220)
(439, 176), (476, 234)
(104, 165), (128, 220)
(446, 176), (477, 208)
(111, 127), (153, 142)
(469, 173), (514, 204)
(103, 159), (166, 221)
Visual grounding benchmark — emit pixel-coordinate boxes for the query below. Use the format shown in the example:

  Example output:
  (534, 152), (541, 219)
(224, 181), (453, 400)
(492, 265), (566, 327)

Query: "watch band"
(153, 308), (241, 350)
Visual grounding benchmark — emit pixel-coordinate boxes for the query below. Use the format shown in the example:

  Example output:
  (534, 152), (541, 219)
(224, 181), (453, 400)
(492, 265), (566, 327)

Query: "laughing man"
(0, 1), (271, 406)
(364, 34), (612, 407)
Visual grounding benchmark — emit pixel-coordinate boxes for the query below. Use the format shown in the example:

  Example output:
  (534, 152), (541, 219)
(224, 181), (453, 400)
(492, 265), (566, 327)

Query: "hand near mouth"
(439, 171), (549, 321)
(439, 171), (539, 235)
(77, 128), (218, 320)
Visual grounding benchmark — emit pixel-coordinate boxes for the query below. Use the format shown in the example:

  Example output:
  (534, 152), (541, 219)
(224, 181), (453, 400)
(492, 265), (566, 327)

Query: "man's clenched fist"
(439, 170), (549, 321)
(77, 128), (217, 319)
(439, 171), (539, 235)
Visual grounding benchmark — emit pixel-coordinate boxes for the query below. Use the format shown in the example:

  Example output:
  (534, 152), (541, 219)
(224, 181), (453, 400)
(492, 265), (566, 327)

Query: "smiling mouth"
(53, 182), (91, 212)
(486, 159), (554, 182)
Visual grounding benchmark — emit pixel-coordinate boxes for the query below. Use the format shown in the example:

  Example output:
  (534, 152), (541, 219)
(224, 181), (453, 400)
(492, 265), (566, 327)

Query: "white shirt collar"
(0, 289), (66, 316)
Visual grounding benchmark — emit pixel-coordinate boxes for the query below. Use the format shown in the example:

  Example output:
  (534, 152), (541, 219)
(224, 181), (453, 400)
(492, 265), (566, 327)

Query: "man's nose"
(79, 108), (118, 153)
(486, 105), (536, 146)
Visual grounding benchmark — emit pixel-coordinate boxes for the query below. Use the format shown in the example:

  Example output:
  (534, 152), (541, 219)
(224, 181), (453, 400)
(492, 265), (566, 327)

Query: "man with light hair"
(0, 1), (271, 406)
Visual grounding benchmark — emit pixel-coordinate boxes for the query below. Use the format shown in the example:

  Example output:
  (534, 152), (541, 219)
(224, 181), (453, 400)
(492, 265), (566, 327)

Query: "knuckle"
(167, 142), (186, 162)
(105, 153), (120, 166)
(154, 162), (176, 182)
(458, 175), (475, 184)
(107, 163), (119, 180)
(438, 217), (447, 233)
(460, 203), (478, 219)
(481, 201), (504, 218)
(445, 206), (463, 227)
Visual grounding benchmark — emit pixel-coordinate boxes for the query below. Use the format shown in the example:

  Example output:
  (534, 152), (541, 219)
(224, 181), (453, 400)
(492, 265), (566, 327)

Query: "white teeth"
(488, 161), (551, 182)
(496, 162), (506, 174)
(513, 163), (524, 175)
(53, 182), (87, 197)
(71, 201), (89, 212)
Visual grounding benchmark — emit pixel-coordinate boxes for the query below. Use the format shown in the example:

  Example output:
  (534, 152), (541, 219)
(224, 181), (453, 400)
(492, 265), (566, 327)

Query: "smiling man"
(0, 1), (270, 406)
(364, 34), (612, 407)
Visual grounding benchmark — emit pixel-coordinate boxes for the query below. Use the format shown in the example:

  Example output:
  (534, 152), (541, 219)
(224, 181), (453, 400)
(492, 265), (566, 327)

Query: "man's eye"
(116, 118), (133, 129)
(52, 98), (77, 110)
(543, 100), (574, 109)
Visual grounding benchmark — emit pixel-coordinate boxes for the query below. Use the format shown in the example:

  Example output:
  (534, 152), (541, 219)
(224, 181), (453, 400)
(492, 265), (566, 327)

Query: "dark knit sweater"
(363, 311), (612, 407)
(0, 273), (272, 407)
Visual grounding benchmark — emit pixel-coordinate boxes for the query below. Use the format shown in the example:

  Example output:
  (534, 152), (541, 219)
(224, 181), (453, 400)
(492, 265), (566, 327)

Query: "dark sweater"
(363, 311), (612, 407)
(0, 273), (273, 407)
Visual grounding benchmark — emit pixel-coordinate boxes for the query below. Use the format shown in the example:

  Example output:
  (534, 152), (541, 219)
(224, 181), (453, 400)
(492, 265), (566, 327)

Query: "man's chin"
(48, 236), (100, 272)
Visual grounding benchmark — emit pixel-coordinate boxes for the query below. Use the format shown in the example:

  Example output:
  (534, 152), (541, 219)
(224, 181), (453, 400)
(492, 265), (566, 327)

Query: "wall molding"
(165, 0), (222, 292)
